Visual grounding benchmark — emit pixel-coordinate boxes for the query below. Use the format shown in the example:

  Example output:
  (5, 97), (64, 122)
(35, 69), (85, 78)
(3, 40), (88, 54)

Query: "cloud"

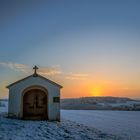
(0, 61), (89, 80)
(0, 62), (62, 76)
(0, 62), (30, 73)
(38, 66), (62, 76)
(65, 73), (89, 80)
(38, 68), (89, 80)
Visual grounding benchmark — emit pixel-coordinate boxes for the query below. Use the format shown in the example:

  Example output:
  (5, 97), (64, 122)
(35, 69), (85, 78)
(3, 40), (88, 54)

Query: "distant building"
(6, 66), (62, 121)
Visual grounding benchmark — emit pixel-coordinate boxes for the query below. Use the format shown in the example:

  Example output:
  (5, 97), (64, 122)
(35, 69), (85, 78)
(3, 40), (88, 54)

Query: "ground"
(0, 114), (122, 140)
(0, 101), (139, 140)
(62, 110), (140, 140)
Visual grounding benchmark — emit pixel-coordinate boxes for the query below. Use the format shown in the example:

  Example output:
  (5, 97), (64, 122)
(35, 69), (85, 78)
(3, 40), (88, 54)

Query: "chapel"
(7, 66), (62, 121)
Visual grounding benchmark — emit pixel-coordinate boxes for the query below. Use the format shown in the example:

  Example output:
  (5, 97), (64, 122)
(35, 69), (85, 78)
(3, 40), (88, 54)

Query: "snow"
(62, 110), (140, 140)
(0, 100), (8, 113)
(0, 101), (123, 140)
(61, 97), (140, 110)
(0, 115), (122, 140)
(0, 100), (139, 140)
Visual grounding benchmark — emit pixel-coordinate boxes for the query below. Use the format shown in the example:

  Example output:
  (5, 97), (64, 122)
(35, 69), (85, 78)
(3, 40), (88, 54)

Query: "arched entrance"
(23, 87), (48, 120)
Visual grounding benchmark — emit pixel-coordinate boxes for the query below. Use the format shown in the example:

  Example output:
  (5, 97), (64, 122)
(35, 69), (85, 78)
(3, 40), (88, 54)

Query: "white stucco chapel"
(7, 66), (62, 121)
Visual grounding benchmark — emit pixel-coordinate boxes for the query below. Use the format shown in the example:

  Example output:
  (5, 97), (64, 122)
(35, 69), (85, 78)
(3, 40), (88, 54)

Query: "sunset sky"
(0, 0), (140, 99)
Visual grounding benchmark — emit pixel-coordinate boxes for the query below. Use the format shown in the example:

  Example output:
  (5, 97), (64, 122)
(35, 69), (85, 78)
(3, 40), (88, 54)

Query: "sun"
(90, 86), (102, 96)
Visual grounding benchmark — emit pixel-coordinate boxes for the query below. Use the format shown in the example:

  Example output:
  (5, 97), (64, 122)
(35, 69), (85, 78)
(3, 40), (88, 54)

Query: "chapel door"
(23, 89), (47, 120)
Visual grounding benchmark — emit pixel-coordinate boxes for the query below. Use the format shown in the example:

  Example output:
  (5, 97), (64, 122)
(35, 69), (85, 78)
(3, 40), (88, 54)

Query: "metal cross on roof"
(33, 65), (39, 77)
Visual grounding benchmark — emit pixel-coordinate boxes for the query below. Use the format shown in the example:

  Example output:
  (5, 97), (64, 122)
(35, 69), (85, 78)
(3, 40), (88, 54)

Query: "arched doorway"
(23, 88), (48, 120)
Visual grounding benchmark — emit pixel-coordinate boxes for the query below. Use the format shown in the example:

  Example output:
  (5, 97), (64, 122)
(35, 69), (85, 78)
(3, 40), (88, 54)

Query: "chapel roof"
(6, 66), (63, 88)
(6, 74), (63, 88)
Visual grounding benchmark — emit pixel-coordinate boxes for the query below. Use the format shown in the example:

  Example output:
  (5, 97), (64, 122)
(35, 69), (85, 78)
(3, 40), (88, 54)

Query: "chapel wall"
(8, 76), (61, 121)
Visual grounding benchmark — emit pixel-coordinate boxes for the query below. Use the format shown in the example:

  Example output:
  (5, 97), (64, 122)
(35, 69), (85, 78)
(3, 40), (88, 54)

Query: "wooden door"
(23, 89), (47, 120)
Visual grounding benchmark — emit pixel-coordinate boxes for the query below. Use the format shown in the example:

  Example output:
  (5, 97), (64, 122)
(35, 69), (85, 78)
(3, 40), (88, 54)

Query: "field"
(0, 100), (140, 140)
(62, 110), (140, 140)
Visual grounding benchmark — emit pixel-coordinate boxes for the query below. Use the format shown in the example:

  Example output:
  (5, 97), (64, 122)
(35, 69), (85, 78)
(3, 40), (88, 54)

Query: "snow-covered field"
(0, 115), (122, 140)
(0, 100), (123, 140)
(0, 100), (8, 113)
(62, 110), (140, 140)
(0, 100), (140, 140)
(61, 97), (140, 110)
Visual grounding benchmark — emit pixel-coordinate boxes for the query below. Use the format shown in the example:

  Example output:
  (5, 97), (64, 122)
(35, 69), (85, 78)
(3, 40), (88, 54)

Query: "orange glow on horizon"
(61, 78), (140, 99)
(89, 86), (103, 96)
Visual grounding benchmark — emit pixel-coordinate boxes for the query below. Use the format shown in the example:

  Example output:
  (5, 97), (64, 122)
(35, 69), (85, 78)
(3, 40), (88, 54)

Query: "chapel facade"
(7, 66), (62, 121)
